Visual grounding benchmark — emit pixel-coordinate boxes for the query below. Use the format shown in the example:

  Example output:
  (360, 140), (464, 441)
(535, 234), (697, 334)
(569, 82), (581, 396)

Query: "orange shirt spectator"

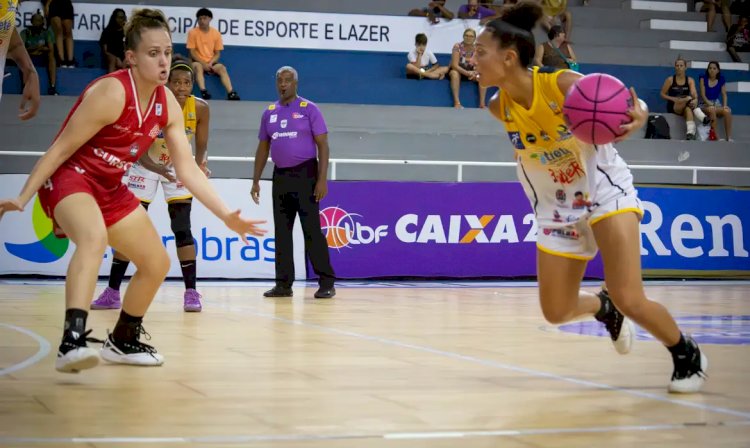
(186, 8), (239, 101)
(187, 26), (223, 64)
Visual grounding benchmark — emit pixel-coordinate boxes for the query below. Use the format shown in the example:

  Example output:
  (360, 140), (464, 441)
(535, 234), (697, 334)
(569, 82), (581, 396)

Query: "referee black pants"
(272, 158), (335, 288)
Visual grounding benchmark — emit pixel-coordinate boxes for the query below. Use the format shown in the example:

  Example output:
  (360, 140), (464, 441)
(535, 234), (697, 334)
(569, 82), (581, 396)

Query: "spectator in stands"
(408, 1), (455, 24)
(406, 33), (449, 80)
(705, 0), (731, 32)
(540, 0), (573, 39)
(458, 0), (500, 23)
(534, 25), (577, 70)
(20, 11), (58, 95)
(726, 16), (750, 62)
(449, 28), (487, 108)
(44, 0), (75, 67)
(660, 57), (710, 140)
(698, 61), (733, 141)
(187, 7), (240, 100)
(99, 9), (127, 73)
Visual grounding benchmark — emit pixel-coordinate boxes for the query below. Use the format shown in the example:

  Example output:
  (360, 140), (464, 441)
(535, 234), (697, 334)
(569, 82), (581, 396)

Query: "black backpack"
(645, 115), (671, 139)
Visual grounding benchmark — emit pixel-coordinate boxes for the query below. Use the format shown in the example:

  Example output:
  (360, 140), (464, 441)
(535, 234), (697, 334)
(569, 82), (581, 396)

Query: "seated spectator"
(449, 28), (487, 108)
(726, 16), (750, 62)
(458, 0), (499, 23)
(44, 0), (75, 67)
(408, 1), (455, 24)
(187, 7), (240, 100)
(698, 61), (732, 141)
(534, 25), (577, 70)
(659, 57), (710, 140)
(406, 33), (449, 80)
(705, 0), (731, 32)
(99, 8), (126, 73)
(21, 10), (58, 95)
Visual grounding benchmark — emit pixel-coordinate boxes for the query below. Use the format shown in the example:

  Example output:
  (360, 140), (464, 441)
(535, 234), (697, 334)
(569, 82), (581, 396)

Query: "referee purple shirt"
(258, 97), (328, 168)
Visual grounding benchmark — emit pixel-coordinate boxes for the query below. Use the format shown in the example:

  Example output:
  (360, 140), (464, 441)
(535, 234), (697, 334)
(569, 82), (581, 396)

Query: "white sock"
(692, 107), (707, 122)
(686, 121), (696, 135)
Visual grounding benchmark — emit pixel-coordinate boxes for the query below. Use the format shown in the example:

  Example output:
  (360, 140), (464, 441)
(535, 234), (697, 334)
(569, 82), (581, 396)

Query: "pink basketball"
(563, 73), (633, 145)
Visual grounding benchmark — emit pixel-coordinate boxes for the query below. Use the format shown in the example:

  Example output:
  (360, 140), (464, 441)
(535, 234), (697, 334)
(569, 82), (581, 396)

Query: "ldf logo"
(319, 206), (387, 249)
(4, 197), (69, 263)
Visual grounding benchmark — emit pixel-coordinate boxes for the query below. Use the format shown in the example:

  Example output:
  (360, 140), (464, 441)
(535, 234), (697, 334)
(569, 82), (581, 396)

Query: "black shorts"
(48, 0), (74, 21)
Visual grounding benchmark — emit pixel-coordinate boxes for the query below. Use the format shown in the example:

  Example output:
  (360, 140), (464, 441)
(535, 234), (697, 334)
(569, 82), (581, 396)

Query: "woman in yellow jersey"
(94, 59), (210, 312)
(472, 2), (707, 393)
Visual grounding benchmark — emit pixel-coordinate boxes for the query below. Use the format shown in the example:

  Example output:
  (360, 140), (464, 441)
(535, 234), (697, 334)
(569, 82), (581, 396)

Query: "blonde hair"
(124, 8), (171, 51)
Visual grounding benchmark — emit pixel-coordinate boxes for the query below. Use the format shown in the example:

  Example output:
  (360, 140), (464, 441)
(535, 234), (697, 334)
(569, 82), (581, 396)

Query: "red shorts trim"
(37, 167), (141, 237)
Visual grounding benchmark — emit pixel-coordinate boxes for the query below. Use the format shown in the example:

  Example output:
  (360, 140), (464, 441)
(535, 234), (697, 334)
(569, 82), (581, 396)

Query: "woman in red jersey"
(0, 9), (266, 373)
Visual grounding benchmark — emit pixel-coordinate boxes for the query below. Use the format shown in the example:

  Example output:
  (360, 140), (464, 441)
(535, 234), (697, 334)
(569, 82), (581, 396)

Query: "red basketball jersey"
(56, 69), (169, 188)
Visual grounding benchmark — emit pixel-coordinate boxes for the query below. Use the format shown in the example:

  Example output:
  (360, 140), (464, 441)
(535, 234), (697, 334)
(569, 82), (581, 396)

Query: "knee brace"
(168, 202), (194, 248)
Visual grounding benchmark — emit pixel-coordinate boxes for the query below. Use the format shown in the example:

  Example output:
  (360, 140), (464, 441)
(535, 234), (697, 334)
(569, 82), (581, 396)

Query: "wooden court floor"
(1, 280), (749, 447)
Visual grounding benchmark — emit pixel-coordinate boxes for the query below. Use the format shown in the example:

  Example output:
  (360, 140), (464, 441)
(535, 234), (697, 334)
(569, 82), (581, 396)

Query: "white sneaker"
(669, 336), (708, 394)
(596, 290), (634, 355)
(55, 346), (100, 373)
(100, 332), (164, 366)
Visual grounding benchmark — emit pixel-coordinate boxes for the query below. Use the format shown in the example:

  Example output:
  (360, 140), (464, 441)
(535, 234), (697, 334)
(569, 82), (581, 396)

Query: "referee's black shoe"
(314, 286), (336, 299)
(263, 286), (293, 297)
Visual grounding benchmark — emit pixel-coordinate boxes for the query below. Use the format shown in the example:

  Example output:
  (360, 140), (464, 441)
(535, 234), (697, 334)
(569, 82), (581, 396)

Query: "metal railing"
(2, 151), (750, 184)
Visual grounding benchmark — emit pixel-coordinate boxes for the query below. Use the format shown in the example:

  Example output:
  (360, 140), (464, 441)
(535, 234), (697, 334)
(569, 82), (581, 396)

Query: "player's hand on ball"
(616, 88), (647, 142)
(223, 209), (266, 243)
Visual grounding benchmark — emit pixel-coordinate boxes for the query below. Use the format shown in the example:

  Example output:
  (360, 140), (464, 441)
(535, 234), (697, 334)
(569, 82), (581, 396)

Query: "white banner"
(0, 175), (307, 279)
(16, 2), (481, 54)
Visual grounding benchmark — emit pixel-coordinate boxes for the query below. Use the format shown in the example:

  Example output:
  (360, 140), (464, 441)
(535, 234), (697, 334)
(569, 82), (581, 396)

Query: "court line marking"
(235, 306), (750, 420)
(0, 323), (51, 377)
(0, 421), (748, 444)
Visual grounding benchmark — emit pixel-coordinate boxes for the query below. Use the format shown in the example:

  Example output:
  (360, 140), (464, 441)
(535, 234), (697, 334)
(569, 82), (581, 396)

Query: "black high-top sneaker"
(669, 336), (708, 393)
(100, 324), (164, 366)
(55, 329), (102, 373)
(594, 289), (634, 355)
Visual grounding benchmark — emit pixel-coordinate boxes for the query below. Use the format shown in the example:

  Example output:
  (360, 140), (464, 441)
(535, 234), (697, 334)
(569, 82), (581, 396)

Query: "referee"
(251, 66), (336, 299)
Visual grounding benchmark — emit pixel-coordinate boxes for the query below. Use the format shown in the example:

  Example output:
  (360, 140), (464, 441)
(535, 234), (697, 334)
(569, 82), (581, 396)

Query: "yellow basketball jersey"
(0, 0), (19, 93)
(498, 67), (634, 228)
(148, 94), (198, 165)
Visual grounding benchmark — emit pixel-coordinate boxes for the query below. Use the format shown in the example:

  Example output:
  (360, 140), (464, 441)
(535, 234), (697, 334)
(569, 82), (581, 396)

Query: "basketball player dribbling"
(0, 9), (266, 373)
(94, 59), (210, 312)
(471, 2), (707, 392)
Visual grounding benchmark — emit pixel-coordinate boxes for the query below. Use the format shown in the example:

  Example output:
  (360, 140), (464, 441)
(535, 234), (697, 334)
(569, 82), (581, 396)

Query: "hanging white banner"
(0, 175), (306, 279)
(15, 2), (482, 54)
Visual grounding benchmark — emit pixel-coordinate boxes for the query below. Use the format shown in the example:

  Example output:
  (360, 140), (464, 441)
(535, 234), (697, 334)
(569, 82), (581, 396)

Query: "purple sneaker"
(91, 287), (121, 310)
(183, 289), (202, 312)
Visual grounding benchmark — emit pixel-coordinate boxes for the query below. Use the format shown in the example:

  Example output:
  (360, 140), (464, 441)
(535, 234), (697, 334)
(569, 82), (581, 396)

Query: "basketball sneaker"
(669, 336), (708, 393)
(91, 287), (121, 310)
(183, 289), (203, 312)
(594, 289), (634, 355)
(55, 329), (103, 373)
(100, 325), (164, 366)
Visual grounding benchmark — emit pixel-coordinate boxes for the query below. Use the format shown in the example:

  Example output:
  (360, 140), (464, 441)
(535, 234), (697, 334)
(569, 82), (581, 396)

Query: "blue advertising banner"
(638, 185), (750, 276)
